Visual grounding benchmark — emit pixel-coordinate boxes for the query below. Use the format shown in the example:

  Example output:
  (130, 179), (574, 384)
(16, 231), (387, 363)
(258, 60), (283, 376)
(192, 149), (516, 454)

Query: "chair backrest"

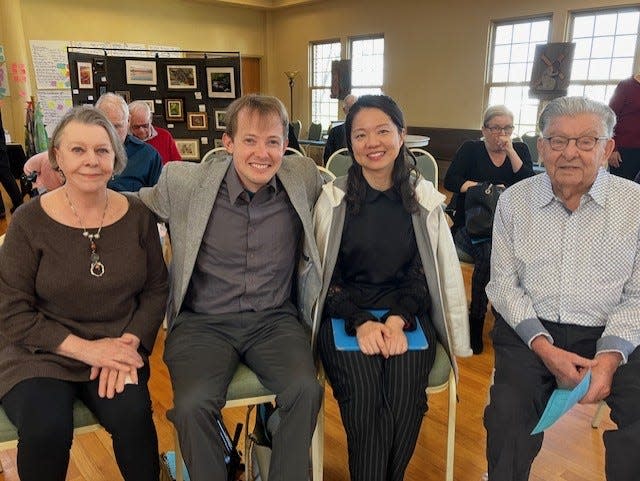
(308, 122), (322, 141)
(410, 148), (439, 185)
(291, 119), (302, 139)
(316, 165), (336, 183)
(521, 131), (540, 166)
(285, 147), (305, 157)
(201, 146), (229, 163)
(325, 148), (352, 177)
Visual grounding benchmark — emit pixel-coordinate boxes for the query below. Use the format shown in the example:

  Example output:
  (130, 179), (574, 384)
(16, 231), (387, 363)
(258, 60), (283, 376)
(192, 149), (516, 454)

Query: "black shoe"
(0, 211), (6, 220)
(471, 336), (484, 355)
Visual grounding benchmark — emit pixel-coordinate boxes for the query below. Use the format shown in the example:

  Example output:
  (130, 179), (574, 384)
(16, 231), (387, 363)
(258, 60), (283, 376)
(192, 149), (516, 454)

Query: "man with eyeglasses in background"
(484, 96), (640, 481)
(129, 101), (182, 165)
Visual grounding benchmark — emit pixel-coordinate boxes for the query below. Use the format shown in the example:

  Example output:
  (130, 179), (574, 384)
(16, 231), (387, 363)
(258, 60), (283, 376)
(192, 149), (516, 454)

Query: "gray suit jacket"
(138, 154), (324, 328)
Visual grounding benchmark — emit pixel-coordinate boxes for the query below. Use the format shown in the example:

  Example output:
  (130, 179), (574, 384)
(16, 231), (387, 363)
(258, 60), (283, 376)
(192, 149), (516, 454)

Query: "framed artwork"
(175, 139), (200, 161)
(167, 65), (197, 89)
(214, 110), (227, 130)
(164, 98), (184, 121)
(187, 112), (208, 130)
(529, 42), (576, 101)
(115, 90), (131, 104)
(140, 99), (155, 113)
(206, 67), (236, 98)
(125, 60), (157, 85)
(77, 61), (93, 89)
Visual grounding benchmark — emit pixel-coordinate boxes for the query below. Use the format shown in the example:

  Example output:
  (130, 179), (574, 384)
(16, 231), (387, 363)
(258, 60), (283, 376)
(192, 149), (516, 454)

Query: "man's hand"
(532, 336), (596, 389)
(608, 151), (622, 168)
(580, 352), (621, 404)
(383, 315), (408, 357)
(356, 321), (391, 358)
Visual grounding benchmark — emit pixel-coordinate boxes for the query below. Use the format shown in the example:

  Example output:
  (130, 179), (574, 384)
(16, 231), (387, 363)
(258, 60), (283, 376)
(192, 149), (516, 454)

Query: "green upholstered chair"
(325, 148), (352, 178)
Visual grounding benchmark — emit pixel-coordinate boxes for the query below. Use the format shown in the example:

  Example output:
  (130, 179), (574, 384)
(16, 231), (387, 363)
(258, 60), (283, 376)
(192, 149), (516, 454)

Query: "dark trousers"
(454, 227), (492, 328)
(164, 303), (323, 481)
(0, 149), (23, 214)
(1, 365), (159, 481)
(611, 147), (640, 181)
(318, 315), (437, 481)
(485, 316), (640, 481)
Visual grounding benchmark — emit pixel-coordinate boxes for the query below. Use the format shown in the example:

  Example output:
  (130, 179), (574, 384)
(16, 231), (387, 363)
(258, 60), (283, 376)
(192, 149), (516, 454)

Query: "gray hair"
(538, 96), (616, 137)
(48, 105), (127, 174)
(95, 92), (129, 120)
(128, 100), (152, 121)
(483, 105), (514, 127)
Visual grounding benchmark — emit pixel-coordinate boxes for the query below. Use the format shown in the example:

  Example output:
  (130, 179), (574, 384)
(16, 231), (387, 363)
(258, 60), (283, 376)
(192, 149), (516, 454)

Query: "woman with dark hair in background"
(313, 95), (470, 481)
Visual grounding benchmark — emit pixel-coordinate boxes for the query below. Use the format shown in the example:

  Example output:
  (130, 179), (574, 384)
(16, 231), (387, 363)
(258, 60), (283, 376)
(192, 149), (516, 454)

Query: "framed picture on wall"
(164, 98), (184, 121)
(206, 67), (236, 98)
(175, 139), (200, 161)
(125, 60), (157, 85)
(187, 112), (208, 130)
(167, 65), (197, 89)
(214, 110), (227, 130)
(140, 99), (155, 113)
(115, 90), (131, 104)
(77, 61), (93, 89)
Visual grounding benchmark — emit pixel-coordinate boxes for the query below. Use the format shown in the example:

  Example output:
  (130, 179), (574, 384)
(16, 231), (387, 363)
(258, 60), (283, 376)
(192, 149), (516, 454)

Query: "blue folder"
(332, 309), (429, 351)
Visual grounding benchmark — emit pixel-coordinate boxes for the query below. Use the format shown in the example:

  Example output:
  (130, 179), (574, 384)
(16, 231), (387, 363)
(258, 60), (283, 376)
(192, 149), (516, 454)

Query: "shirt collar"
(364, 182), (399, 203)
(225, 164), (278, 203)
(535, 167), (608, 209)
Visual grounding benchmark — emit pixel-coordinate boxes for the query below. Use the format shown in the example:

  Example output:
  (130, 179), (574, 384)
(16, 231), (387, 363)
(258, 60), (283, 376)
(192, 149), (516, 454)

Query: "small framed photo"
(175, 139), (200, 161)
(140, 99), (155, 113)
(206, 67), (236, 98)
(214, 110), (227, 130)
(164, 98), (184, 121)
(77, 61), (93, 89)
(187, 112), (208, 130)
(167, 65), (197, 89)
(115, 90), (131, 104)
(125, 60), (157, 85)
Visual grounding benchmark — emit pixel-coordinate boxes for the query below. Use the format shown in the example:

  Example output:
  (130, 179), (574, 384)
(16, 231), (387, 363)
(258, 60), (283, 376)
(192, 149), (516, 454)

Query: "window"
(487, 18), (551, 135)
(350, 36), (384, 97)
(567, 8), (640, 103)
(310, 41), (341, 130)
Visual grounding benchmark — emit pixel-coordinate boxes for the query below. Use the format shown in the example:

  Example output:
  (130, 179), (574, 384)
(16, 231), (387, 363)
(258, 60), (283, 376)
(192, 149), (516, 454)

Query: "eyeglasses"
(484, 125), (514, 134)
(543, 136), (609, 151)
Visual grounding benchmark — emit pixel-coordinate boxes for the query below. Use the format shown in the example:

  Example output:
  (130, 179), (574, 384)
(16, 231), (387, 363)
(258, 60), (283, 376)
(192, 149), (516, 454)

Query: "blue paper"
(531, 371), (592, 435)
(332, 309), (429, 351)
(162, 451), (190, 481)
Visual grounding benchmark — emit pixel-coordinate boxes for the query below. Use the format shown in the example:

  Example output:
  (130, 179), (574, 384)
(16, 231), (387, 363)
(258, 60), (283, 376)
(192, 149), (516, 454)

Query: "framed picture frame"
(164, 98), (184, 121)
(175, 139), (200, 161)
(115, 90), (131, 104)
(77, 61), (93, 89)
(206, 67), (236, 98)
(140, 99), (155, 113)
(125, 60), (157, 85)
(214, 110), (227, 131)
(167, 65), (197, 89)
(187, 112), (208, 130)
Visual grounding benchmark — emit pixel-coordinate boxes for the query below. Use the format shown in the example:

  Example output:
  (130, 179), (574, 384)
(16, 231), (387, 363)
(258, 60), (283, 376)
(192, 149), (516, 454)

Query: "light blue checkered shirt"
(486, 168), (640, 362)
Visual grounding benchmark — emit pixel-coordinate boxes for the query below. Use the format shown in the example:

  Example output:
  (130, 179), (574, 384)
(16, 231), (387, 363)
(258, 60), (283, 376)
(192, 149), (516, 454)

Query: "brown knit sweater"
(0, 195), (168, 398)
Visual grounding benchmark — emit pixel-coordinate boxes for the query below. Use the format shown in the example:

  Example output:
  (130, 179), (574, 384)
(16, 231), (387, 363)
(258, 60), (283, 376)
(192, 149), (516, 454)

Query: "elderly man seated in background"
(323, 94), (357, 163)
(485, 96), (640, 481)
(23, 151), (64, 194)
(128, 100), (182, 165)
(95, 93), (162, 192)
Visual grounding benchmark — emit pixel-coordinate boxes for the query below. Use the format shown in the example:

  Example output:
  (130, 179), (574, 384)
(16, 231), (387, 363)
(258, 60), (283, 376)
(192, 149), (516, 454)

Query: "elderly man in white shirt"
(484, 96), (640, 481)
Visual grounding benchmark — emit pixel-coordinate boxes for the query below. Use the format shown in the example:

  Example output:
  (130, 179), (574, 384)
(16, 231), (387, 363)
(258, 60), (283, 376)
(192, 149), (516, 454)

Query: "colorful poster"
(37, 90), (73, 136)
(0, 45), (5, 63)
(0, 63), (9, 98)
(30, 40), (70, 89)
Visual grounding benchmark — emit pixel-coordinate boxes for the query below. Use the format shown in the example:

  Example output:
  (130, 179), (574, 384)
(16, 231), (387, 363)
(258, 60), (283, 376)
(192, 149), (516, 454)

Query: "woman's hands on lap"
(356, 321), (390, 357)
(383, 315), (408, 356)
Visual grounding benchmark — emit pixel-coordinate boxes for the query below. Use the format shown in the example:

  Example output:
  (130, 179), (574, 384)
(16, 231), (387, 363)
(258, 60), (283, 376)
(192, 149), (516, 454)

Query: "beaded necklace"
(64, 188), (109, 277)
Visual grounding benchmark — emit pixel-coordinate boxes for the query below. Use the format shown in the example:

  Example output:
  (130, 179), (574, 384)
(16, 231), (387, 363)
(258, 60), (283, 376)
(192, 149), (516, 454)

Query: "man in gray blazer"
(139, 94), (324, 481)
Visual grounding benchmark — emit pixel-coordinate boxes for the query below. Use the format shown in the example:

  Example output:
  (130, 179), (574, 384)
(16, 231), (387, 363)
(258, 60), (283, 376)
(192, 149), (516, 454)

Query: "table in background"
(405, 135), (430, 149)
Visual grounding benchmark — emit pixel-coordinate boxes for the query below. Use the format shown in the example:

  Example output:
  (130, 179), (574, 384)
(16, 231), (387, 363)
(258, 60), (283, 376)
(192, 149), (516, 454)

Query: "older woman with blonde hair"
(0, 105), (168, 481)
(444, 105), (534, 354)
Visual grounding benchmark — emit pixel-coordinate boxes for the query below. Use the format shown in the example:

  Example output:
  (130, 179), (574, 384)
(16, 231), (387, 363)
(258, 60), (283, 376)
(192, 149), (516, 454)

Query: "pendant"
(91, 261), (105, 277)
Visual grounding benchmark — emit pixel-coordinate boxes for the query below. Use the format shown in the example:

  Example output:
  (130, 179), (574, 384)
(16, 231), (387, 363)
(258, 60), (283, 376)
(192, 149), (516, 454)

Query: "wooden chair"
(325, 148), (351, 178)
(0, 400), (101, 473)
(173, 363), (324, 481)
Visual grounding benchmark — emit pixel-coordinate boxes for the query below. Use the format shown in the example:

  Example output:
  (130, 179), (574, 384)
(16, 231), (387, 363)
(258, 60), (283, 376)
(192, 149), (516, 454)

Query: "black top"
(284, 123), (302, 155)
(325, 183), (430, 335)
(323, 123), (347, 162)
(444, 140), (533, 230)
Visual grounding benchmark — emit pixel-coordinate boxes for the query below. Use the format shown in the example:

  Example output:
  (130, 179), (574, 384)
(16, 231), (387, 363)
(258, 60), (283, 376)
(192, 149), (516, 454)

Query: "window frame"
(348, 34), (385, 96)
(309, 39), (342, 130)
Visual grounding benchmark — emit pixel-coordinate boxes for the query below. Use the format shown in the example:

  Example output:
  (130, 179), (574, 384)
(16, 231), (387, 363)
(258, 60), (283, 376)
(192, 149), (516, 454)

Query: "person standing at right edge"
(608, 73), (640, 180)
(0, 109), (24, 218)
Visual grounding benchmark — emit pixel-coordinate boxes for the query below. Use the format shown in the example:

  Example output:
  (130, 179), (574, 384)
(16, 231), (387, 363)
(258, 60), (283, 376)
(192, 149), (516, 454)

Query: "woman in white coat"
(313, 95), (471, 481)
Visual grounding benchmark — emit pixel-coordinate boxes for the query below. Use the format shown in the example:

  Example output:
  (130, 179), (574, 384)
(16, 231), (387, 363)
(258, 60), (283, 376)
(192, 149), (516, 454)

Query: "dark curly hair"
(343, 95), (419, 215)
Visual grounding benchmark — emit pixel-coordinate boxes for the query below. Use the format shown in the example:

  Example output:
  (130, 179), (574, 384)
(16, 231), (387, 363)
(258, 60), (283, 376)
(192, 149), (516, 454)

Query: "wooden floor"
(0, 188), (614, 481)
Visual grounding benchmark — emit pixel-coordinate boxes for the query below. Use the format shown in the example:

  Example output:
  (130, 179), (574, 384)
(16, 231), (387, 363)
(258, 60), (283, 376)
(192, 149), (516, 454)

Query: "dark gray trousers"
(164, 303), (323, 481)
(485, 316), (640, 481)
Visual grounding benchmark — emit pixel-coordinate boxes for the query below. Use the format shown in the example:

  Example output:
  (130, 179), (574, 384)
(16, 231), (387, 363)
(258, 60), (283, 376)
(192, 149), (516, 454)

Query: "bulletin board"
(67, 48), (242, 161)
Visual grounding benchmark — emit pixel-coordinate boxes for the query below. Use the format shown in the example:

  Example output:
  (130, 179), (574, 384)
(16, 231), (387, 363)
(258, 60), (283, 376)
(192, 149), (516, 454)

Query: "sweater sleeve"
(510, 142), (535, 183)
(122, 207), (169, 353)
(0, 214), (72, 352)
(444, 141), (475, 193)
